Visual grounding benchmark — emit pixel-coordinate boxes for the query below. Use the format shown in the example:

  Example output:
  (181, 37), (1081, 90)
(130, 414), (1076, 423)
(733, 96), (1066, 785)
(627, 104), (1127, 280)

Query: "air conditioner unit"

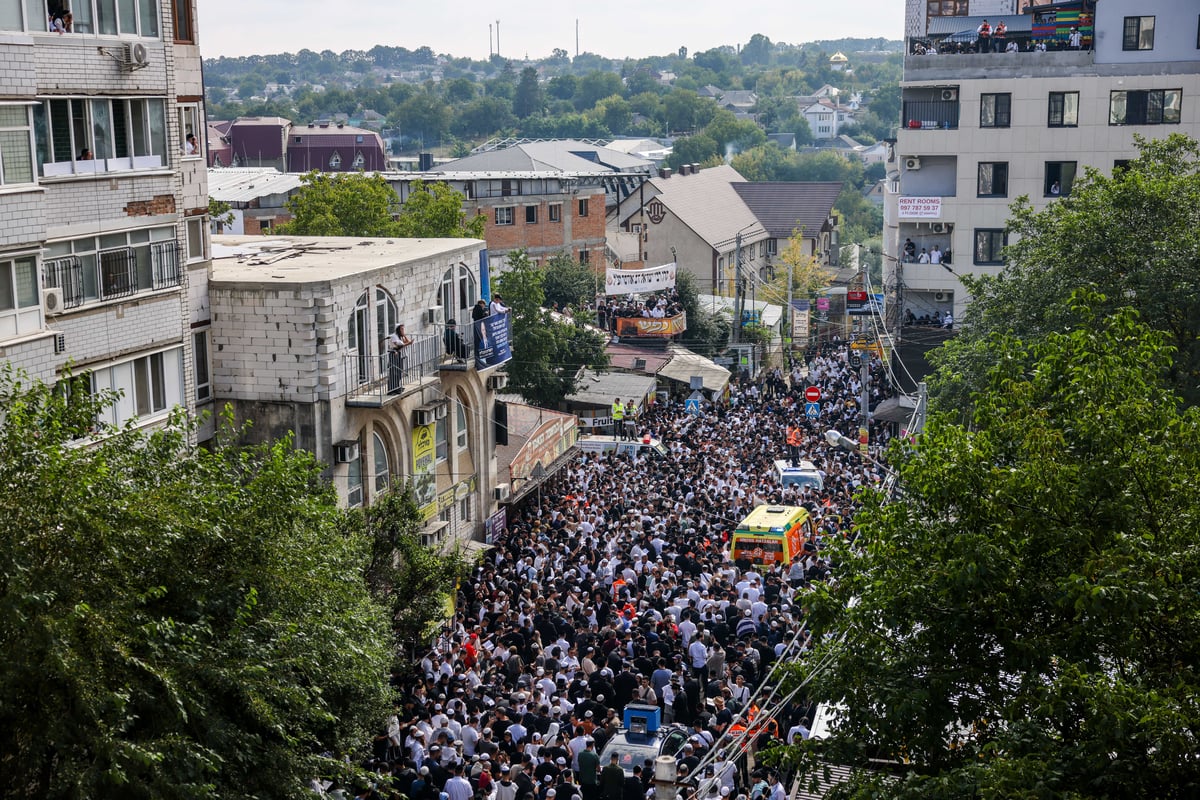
(414, 408), (435, 427)
(934, 291), (950, 302)
(905, 157), (922, 171)
(426, 306), (444, 326)
(493, 483), (511, 502)
(941, 88), (958, 102)
(333, 440), (360, 463)
(434, 402), (448, 420)
(42, 287), (64, 315)
(53, 332), (67, 354)
(931, 222), (948, 234)
(487, 374), (508, 391)
(123, 42), (149, 69)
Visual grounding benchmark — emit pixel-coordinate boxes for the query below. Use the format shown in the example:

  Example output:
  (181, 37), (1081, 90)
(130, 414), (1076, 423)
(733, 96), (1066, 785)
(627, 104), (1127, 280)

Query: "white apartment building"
(885, 0), (1200, 325)
(0, 0), (211, 434)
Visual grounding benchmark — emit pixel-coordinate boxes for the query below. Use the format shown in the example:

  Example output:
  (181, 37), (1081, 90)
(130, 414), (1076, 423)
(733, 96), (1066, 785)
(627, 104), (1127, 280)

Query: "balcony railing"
(343, 326), (482, 405)
(43, 240), (181, 309)
(902, 100), (960, 130)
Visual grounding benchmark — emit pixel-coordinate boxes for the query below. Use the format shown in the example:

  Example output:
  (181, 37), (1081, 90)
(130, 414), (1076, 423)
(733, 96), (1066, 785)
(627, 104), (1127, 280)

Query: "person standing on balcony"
(1068, 27), (1082, 50)
(387, 323), (412, 395)
(444, 319), (468, 362)
(472, 299), (489, 322)
(490, 294), (510, 317)
(977, 20), (992, 53)
(993, 21), (1007, 53)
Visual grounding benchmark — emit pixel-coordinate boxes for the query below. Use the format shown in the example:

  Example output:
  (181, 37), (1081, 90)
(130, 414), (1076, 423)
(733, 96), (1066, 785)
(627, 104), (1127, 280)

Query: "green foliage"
(353, 488), (469, 666)
(542, 251), (599, 310)
(513, 67), (544, 119)
(574, 71), (623, 111)
(675, 270), (731, 356)
(930, 133), (1200, 414)
(207, 196), (234, 228)
(786, 294), (1200, 799)
(278, 171), (400, 237)
(395, 180), (486, 239)
(0, 375), (392, 799)
(494, 251), (609, 406)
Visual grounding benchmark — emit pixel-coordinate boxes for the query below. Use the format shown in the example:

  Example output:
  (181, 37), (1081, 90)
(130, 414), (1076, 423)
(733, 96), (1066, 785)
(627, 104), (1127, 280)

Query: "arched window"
(456, 396), (469, 451)
(373, 431), (390, 494)
(348, 287), (398, 384)
(329, 151), (342, 169)
(352, 151), (365, 169)
(440, 264), (477, 325)
(347, 436), (363, 507)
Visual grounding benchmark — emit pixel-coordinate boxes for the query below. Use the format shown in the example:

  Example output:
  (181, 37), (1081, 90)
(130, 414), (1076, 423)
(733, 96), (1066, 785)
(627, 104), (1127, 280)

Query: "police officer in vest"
(611, 398), (625, 439)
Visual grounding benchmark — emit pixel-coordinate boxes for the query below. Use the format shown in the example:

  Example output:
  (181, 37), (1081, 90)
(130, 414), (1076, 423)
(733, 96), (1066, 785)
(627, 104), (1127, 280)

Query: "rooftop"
(207, 168), (302, 204)
(210, 235), (482, 286)
(647, 164), (767, 249)
(731, 181), (844, 239)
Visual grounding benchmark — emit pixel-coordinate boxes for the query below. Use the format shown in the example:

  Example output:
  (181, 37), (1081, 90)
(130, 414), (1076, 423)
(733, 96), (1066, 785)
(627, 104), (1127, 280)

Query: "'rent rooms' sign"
(898, 196), (942, 219)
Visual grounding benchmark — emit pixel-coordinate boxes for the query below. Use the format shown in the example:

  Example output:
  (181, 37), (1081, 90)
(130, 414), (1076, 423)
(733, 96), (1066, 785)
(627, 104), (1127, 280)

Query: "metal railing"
(902, 100), (960, 130)
(343, 328), (478, 404)
(43, 257), (85, 309)
(151, 241), (182, 290)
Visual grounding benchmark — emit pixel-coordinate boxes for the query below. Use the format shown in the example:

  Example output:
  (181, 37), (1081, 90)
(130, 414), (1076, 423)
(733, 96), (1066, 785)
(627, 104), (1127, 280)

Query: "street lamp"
(826, 429), (889, 472)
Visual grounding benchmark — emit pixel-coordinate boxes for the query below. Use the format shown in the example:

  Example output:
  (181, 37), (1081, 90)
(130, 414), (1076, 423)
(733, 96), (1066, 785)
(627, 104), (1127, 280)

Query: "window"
(35, 97), (167, 176)
(1113, 159), (1131, 174)
(90, 347), (185, 428)
(577, 198), (589, 217)
(53, 0), (159, 36)
(172, 0), (192, 40)
(178, 104), (200, 157)
(460, 496), (472, 522)
(0, 255), (39, 339)
(980, 93), (1011, 128)
(1123, 16), (1155, 51)
(192, 329), (210, 402)
(759, 242), (766, 258)
(186, 217), (205, 262)
(579, 249), (590, 265)
(346, 437), (363, 507)
(548, 203), (562, 223)
(456, 399), (468, 450)
(495, 206), (514, 226)
(372, 431), (390, 494)
(352, 151), (364, 169)
(767, 239), (777, 256)
(926, 0), (968, 16)
(525, 205), (537, 224)
(329, 152), (341, 169)
(973, 229), (1007, 265)
(1048, 92), (1079, 128)
(977, 162), (1008, 197)
(0, 105), (34, 186)
(42, 226), (178, 304)
(1045, 161), (1077, 197)
(439, 264), (476, 325)
(435, 416), (448, 463)
(1110, 89), (1182, 126)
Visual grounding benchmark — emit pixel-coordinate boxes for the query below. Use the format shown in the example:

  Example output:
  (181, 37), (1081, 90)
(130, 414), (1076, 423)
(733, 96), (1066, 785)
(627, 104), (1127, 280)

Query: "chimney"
(659, 167), (672, 179)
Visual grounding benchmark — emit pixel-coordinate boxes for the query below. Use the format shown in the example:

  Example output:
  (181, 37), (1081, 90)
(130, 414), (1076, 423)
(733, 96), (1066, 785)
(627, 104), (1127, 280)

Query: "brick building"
(0, 0), (212, 437)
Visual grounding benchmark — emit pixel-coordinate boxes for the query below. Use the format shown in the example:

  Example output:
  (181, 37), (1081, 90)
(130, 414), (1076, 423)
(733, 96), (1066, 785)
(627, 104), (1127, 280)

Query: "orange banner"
(615, 313), (686, 338)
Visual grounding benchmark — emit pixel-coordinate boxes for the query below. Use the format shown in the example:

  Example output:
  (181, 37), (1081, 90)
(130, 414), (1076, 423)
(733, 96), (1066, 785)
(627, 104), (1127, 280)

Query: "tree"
(772, 227), (835, 298)
(395, 91), (450, 144)
(593, 94), (632, 135)
(0, 377), (394, 799)
(702, 109), (767, 158)
(452, 96), (515, 138)
(931, 134), (1200, 414)
(785, 294), (1200, 800)
(741, 33), (773, 66)
(666, 134), (719, 169)
(395, 180), (485, 239)
(493, 251), (609, 407)
(278, 171), (400, 237)
(574, 71), (624, 111)
(542, 251), (598, 310)
(675, 270), (731, 357)
(513, 66), (544, 119)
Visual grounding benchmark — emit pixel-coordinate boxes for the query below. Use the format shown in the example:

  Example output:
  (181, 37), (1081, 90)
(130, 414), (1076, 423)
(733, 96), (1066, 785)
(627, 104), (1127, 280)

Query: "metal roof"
(566, 370), (658, 407)
(206, 168), (302, 204)
(926, 14), (1033, 35)
(732, 181), (844, 239)
(648, 164), (768, 250)
(659, 345), (731, 394)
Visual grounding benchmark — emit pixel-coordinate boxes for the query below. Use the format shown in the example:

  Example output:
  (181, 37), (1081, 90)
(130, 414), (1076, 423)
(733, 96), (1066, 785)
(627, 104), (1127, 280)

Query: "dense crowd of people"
(597, 292), (686, 332)
(320, 344), (898, 800)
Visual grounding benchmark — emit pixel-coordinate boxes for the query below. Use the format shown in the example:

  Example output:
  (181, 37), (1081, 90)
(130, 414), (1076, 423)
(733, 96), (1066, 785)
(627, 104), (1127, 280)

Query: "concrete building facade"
(0, 0), (211, 435)
(885, 0), (1200, 325)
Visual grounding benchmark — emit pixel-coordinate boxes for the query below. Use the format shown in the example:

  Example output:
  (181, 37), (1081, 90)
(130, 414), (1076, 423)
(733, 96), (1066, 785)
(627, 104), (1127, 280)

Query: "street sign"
(804, 386), (821, 402)
(685, 398), (701, 416)
(805, 401), (820, 419)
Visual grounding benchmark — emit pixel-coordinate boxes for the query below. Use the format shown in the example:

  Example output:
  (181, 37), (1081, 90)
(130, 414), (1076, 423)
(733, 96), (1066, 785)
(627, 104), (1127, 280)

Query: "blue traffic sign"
(685, 398), (701, 416)
(805, 401), (820, 419)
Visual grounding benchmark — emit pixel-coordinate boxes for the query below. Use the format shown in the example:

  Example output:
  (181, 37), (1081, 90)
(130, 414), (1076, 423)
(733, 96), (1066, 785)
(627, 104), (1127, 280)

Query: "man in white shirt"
(929, 246), (942, 264)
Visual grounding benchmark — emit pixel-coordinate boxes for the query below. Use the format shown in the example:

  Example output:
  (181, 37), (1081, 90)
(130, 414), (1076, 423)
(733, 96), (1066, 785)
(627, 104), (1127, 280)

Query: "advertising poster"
(411, 422), (437, 521)
(474, 311), (513, 370)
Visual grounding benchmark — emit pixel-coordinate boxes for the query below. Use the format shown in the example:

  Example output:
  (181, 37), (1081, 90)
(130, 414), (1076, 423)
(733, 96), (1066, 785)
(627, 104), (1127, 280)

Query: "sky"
(197, 0), (903, 61)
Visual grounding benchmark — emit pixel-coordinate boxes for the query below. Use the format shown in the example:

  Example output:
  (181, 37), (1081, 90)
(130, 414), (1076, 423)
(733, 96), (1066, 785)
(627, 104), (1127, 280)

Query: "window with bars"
(43, 257), (84, 308)
(43, 228), (179, 305)
(100, 248), (136, 300)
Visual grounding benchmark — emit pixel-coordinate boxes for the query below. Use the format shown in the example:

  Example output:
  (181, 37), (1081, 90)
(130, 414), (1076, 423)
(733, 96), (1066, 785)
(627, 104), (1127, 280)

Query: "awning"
(659, 345), (732, 394)
(872, 394), (918, 424)
(566, 370), (659, 407)
(926, 14), (1032, 36)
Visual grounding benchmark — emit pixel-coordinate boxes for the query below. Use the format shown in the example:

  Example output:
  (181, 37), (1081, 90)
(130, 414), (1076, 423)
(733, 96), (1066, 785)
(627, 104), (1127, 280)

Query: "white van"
(773, 459), (824, 492)
(579, 435), (668, 459)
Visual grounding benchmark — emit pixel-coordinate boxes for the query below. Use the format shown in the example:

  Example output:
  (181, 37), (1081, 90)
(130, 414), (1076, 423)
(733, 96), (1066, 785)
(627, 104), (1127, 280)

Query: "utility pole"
(496, 19), (501, 57)
(488, 23), (493, 58)
(786, 255), (794, 369)
(576, 19), (580, 57)
(733, 232), (744, 344)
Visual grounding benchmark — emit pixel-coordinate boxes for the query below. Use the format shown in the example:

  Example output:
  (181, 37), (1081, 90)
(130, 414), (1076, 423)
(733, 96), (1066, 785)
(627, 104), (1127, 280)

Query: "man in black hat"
(444, 319), (468, 360)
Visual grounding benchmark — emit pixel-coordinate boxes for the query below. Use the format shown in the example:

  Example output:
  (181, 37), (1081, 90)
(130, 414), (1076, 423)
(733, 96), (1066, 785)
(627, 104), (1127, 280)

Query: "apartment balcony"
(902, 100), (960, 131)
(343, 334), (445, 408)
(903, 50), (1095, 82)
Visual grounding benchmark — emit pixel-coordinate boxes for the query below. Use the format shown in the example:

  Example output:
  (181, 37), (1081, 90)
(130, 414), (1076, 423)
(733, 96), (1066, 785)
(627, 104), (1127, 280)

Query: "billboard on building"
(898, 196), (943, 219)
(474, 311), (513, 370)
(412, 422), (437, 521)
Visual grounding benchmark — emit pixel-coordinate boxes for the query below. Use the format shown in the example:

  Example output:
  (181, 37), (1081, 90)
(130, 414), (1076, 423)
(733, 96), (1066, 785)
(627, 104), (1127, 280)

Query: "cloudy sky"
(197, 0), (903, 60)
